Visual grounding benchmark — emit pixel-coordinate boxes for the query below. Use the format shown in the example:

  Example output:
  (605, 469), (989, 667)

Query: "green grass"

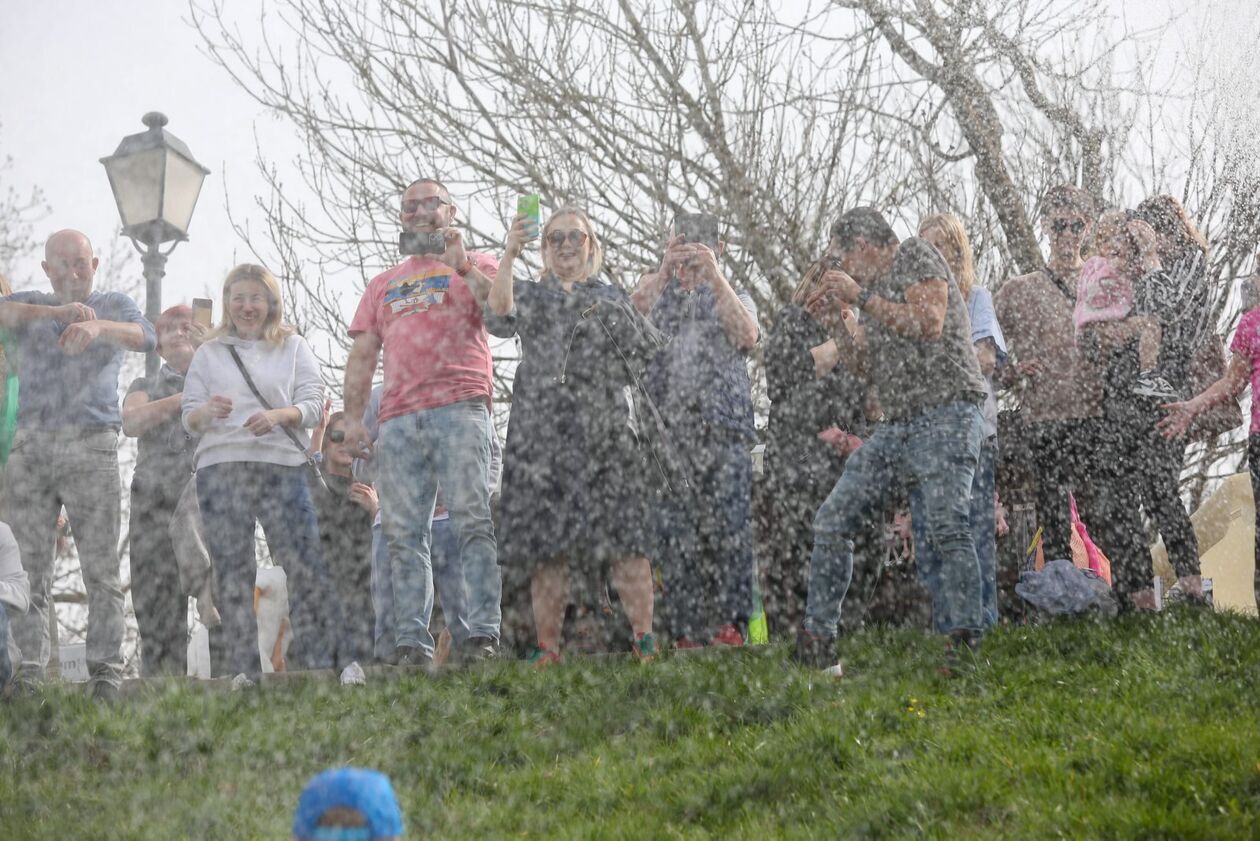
(3, 609), (1260, 839)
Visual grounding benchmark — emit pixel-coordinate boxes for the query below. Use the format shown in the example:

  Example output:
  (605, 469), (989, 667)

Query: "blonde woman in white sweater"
(183, 264), (341, 681)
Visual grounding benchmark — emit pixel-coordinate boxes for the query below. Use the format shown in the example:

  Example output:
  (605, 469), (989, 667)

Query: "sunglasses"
(402, 196), (452, 213)
(326, 429), (346, 444)
(1050, 219), (1087, 235)
(545, 230), (589, 248)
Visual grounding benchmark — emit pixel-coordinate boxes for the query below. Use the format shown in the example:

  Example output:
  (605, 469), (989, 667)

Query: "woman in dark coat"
(1096, 197), (1209, 606)
(759, 247), (872, 638)
(488, 206), (662, 664)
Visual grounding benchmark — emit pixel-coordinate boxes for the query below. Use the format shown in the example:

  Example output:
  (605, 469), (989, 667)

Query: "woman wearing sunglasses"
(488, 206), (661, 664)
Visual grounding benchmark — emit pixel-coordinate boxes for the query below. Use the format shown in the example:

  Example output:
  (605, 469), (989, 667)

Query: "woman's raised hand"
(505, 213), (539, 260)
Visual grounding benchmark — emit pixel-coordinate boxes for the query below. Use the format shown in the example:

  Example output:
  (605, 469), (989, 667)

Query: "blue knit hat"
(292, 768), (404, 840)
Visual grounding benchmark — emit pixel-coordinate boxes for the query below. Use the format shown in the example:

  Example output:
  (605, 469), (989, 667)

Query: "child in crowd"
(1073, 209), (1176, 399)
(0, 520), (28, 692)
(292, 767), (403, 841)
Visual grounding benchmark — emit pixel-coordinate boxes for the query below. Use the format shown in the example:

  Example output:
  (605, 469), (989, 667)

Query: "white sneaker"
(230, 673), (255, 691)
(1132, 372), (1178, 400)
(340, 662), (367, 686)
(822, 662), (844, 679)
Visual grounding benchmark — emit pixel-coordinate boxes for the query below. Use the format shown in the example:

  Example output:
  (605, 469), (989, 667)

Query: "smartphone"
(673, 212), (721, 253)
(517, 194), (541, 230)
(192, 298), (213, 329)
(398, 230), (447, 255)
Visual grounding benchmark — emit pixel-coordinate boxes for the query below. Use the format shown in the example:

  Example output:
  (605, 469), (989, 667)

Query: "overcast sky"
(0, 0), (1224, 313)
(0, 0), (291, 303)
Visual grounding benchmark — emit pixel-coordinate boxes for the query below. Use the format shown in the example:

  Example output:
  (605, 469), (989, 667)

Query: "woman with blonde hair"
(182, 264), (344, 682)
(489, 206), (663, 664)
(917, 213), (1006, 628)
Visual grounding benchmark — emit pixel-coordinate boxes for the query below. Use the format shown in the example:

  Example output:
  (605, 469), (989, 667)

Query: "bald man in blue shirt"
(0, 229), (155, 699)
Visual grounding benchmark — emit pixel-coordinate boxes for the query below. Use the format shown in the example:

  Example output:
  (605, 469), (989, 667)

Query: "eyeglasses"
(545, 230), (589, 248)
(1050, 219), (1087, 235)
(326, 429), (346, 444)
(401, 196), (452, 213)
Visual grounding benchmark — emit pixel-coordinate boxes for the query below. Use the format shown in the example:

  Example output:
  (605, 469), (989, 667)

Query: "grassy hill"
(2, 608), (1259, 839)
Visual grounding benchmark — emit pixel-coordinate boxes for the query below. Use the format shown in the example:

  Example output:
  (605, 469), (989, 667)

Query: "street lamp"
(101, 112), (209, 378)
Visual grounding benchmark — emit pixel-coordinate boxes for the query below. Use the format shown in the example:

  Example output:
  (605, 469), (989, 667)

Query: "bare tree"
(189, 0), (1258, 507)
(0, 126), (51, 283)
(191, 0), (932, 391)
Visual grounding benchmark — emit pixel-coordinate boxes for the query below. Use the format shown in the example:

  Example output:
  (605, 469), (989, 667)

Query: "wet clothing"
(487, 275), (665, 570)
(644, 280), (756, 440)
(862, 237), (987, 421)
(967, 286), (1007, 439)
(1091, 248), (1210, 596)
(350, 253), (497, 422)
(0, 290), (156, 429)
(996, 265), (1116, 565)
(183, 333), (342, 674)
(182, 334), (324, 468)
(643, 276), (759, 639)
(1232, 308), (1260, 434)
(995, 268), (1105, 422)
(0, 290), (152, 689)
(127, 365), (198, 676)
(1248, 436), (1260, 610)
(759, 305), (870, 634)
(1136, 248), (1211, 391)
(129, 365), (198, 496)
(313, 473), (376, 665)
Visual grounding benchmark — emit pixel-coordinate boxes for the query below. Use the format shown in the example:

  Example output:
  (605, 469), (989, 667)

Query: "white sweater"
(182, 334), (324, 469)
(0, 522), (28, 613)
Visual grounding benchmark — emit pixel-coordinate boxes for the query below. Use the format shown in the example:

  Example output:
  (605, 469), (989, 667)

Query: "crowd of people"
(0, 178), (1256, 698)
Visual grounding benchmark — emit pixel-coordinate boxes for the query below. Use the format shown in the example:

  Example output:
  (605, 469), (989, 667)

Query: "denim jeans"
(370, 522), (394, 661)
(914, 435), (998, 631)
(371, 517), (471, 656)
(197, 462), (342, 676)
(658, 429), (755, 641)
(805, 401), (985, 638)
(377, 399), (500, 656)
(430, 518), (470, 646)
(2, 428), (124, 687)
(129, 480), (190, 676)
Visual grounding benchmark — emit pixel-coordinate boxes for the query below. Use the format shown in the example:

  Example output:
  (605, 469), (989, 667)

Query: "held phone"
(399, 230), (447, 256)
(673, 212), (721, 253)
(517, 194), (541, 230)
(192, 298), (214, 329)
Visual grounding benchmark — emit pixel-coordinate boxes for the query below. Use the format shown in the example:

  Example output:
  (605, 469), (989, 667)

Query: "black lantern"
(101, 112), (209, 377)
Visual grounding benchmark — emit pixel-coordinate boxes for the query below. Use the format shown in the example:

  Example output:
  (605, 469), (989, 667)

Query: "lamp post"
(100, 112), (209, 378)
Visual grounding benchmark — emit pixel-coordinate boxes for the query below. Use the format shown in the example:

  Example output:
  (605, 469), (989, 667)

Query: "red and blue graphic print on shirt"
(383, 266), (452, 318)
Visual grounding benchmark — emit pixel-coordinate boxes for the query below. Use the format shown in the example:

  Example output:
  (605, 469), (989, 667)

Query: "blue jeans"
(914, 436), (998, 631)
(371, 518), (470, 656)
(805, 401), (985, 638)
(377, 400), (500, 656)
(370, 523), (394, 660)
(430, 518), (470, 646)
(4, 428), (124, 686)
(197, 462), (343, 676)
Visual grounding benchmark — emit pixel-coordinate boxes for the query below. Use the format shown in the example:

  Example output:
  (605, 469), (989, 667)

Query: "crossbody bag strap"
(225, 344), (313, 460)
